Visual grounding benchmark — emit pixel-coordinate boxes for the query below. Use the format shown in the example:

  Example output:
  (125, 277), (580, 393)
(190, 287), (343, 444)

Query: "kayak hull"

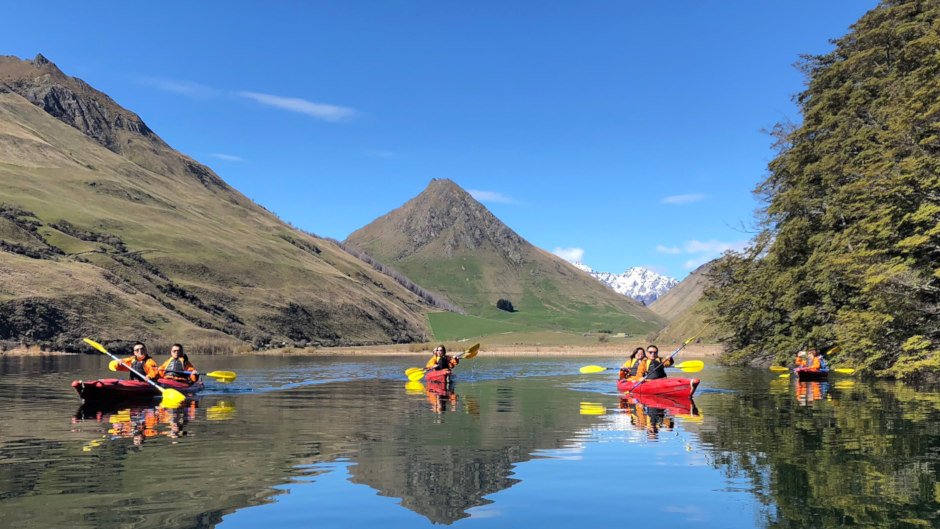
(795, 368), (829, 381)
(71, 378), (204, 402)
(425, 368), (452, 383)
(617, 377), (699, 399)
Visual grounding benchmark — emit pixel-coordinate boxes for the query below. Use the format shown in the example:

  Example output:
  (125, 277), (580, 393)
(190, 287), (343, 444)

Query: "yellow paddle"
(84, 338), (186, 408)
(405, 343), (480, 381)
(769, 366), (790, 372)
(579, 360), (705, 375)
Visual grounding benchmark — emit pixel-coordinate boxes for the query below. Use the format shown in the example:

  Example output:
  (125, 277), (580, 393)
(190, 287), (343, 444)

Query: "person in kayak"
(158, 343), (199, 383)
(635, 345), (674, 380)
(619, 347), (646, 380)
(806, 348), (828, 371)
(426, 345), (459, 372)
(795, 350), (808, 367)
(117, 342), (160, 381)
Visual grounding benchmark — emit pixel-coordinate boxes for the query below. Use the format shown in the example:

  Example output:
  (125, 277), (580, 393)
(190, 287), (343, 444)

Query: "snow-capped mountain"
(573, 263), (678, 305)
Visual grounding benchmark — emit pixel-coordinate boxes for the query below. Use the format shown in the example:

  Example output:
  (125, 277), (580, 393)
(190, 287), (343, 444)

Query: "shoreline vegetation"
(0, 341), (722, 358)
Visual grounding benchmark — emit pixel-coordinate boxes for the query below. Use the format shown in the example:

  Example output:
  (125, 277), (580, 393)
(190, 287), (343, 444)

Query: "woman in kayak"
(117, 342), (160, 381)
(426, 345), (459, 372)
(619, 347), (646, 380)
(158, 343), (199, 384)
(636, 345), (674, 380)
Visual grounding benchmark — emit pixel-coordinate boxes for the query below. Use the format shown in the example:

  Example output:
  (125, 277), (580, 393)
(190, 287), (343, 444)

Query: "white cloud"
(209, 153), (245, 162)
(661, 193), (706, 205)
(468, 189), (518, 204)
(237, 91), (358, 122)
(552, 247), (585, 263)
(656, 244), (681, 254)
(140, 77), (220, 99)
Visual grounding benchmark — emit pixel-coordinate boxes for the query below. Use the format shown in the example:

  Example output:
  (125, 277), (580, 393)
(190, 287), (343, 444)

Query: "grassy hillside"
(346, 179), (665, 340)
(0, 55), (432, 350)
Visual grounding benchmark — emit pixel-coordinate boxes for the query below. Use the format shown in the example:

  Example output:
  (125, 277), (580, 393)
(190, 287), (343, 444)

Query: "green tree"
(708, 0), (940, 380)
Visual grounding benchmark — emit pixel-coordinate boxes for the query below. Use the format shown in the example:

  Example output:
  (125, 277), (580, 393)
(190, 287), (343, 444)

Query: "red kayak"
(425, 368), (452, 383)
(72, 378), (204, 402)
(795, 368), (829, 381)
(617, 377), (699, 399)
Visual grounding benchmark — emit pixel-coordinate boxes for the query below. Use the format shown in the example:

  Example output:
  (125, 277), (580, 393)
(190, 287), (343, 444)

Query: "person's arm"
(186, 361), (199, 382)
(145, 359), (161, 379)
(157, 359), (170, 378)
(448, 356), (459, 368)
(636, 360), (648, 379)
(114, 357), (133, 372)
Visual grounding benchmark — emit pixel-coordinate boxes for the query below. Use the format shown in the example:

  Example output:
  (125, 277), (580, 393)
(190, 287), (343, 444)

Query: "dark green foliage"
(707, 0), (940, 380)
(496, 298), (515, 312)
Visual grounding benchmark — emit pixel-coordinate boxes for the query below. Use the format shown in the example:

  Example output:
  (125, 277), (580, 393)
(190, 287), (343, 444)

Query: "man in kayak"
(117, 342), (160, 381)
(426, 345), (459, 372)
(635, 345), (674, 380)
(158, 343), (199, 383)
(619, 347), (646, 380)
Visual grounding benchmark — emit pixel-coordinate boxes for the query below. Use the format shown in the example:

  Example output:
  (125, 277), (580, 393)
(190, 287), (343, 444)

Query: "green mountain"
(0, 54), (432, 350)
(345, 178), (664, 338)
(705, 0), (940, 379)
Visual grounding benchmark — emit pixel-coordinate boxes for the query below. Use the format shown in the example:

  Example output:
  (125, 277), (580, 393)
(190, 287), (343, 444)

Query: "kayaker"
(158, 343), (199, 383)
(635, 345), (674, 380)
(619, 347), (646, 380)
(426, 345), (459, 372)
(117, 342), (160, 381)
(806, 349), (828, 371)
(795, 350), (808, 367)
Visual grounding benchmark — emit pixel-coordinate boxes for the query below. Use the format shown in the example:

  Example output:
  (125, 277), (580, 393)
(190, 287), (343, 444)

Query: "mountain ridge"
(0, 54), (433, 350)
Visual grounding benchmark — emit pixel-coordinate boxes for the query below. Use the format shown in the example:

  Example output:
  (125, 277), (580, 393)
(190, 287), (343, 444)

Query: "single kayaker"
(635, 345), (674, 380)
(158, 343), (199, 383)
(426, 345), (459, 372)
(117, 342), (160, 381)
(619, 347), (646, 380)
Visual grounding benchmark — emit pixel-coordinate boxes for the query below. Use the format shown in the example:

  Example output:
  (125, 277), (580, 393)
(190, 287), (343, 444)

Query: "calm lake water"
(1, 354), (938, 529)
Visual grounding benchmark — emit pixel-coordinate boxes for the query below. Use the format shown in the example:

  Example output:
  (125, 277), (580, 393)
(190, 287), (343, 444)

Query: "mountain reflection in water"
(0, 355), (938, 528)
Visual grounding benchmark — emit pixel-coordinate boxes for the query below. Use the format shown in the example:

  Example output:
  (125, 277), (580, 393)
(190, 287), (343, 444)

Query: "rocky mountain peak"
(392, 179), (527, 264)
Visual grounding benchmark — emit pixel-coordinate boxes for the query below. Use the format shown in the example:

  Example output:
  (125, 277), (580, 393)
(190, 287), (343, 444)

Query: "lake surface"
(1, 354), (938, 528)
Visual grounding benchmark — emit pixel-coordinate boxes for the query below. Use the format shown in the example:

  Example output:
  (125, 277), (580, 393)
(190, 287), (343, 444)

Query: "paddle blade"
(579, 365), (609, 374)
(108, 360), (120, 372)
(676, 360), (704, 372)
(833, 368), (856, 375)
(159, 388), (187, 409)
(404, 381), (426, 395)
(83, 338), (108, 354)
(778, 373), (791, 378)
(207, 370), (237, 381)
(407, 369), (426, 381)
(404, 367), (424, 376)
(214, 376), (236, 384)
(462, 343), (481, 359)
(579, 402), (606, 415)
(207, 401), (236, 421)
(769, 366), (790, 372)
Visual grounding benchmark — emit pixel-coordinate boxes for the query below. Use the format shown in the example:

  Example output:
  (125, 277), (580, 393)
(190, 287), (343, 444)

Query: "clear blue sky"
(3, 1), (878, 279)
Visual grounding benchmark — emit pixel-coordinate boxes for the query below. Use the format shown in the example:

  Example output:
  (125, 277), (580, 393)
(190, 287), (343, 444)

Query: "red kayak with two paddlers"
(72, 378), (205, 402)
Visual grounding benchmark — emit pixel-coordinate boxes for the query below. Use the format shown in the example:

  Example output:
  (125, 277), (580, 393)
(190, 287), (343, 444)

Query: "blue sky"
(3, 1), (878, 279)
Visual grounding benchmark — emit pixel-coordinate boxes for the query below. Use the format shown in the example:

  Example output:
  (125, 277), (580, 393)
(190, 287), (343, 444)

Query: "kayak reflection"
(619, 393), (700, 440)
(795, 381), (831, 406)
(73, 400), (198, 445)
